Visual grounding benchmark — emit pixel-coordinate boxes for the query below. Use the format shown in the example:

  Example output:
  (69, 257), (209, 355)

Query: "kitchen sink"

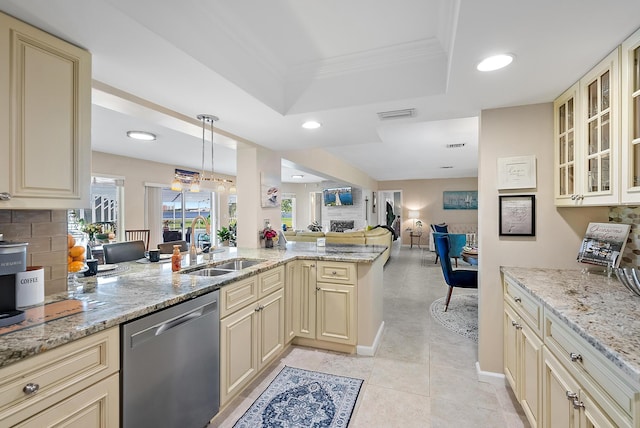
(182, 258), (266, 277)
(213, 259), (264, 271)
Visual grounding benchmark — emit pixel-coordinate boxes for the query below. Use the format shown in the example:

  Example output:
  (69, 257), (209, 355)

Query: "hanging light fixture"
(169, 114), (235, 192)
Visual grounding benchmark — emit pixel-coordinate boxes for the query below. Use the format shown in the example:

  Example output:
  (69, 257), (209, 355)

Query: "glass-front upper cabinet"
(554, 83), (579, 206)
(621, 28), (640, 203)
(577, 48), (620, 205)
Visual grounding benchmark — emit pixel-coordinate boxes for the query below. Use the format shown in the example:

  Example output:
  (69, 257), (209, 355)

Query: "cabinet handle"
(23, 383), (39, 395)
(316, 287), (321, 291)
(331, 271), (337, 275)
(513, 297), (521, 303)
(565, 391), (578, 401)
(572, 399), (585, 410)
(0, 192), (11, 201)
(569, 352), (583, 363)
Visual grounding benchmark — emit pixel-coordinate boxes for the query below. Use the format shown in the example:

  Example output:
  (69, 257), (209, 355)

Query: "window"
(281, 194), (295, 230)
(162, 188), (215, 248)
(68, 176), (123, 242)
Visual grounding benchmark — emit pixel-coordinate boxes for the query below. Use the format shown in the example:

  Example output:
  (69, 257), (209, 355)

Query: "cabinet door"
(621, 27), (640, 203)
(520, 321), (543, 428)
(504, 305), (519, 393)
(284, 262), (296, 343)
(292, 260), (316, 339)
(257, 289), (284, 371)
(542, 348), (580, 428)
(316, 283), (356, 345)
(220, 304), (258, 405)
(578, 48), (620, 205)
(17, 373), (119, 428)
(555, 82), (580, 206)
(579, 389), (619, 428)
(0, 12), (91, 209)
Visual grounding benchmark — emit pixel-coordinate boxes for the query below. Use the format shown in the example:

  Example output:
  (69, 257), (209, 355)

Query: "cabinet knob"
(513, 297), (522, 303)
(316, 287), (321, 291)
(0, 192), (11, 201)
(569, 352), (583, 363)
(332, 271), (337, 275)
(23, 383), (39, 395)
(255, 306), (264, 312)
(511, 321), (521, 329)
(565, 391), (578, 401)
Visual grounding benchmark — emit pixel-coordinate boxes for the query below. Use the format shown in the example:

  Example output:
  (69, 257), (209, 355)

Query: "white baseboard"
(357, 321), (385, 356)
(476, 361), (506, 386)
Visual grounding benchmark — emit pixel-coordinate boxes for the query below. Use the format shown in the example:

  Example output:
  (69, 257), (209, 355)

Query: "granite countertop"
(0, 242), (387, 369)
(501, 266), (640, 385)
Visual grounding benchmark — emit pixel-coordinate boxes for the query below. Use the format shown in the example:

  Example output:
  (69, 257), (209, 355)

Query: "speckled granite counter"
(0, 242), (387, 369)
(502, 266), (640, 384)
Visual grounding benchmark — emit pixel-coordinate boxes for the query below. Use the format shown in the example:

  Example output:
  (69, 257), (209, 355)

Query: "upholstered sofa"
(428, 223), (478, 251)
(284, 227), (392, 264)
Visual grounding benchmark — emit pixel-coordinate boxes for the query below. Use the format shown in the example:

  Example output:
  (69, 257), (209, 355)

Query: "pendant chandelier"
(170, 114), (235, 193)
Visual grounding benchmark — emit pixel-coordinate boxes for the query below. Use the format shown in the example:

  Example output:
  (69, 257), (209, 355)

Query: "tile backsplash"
(0, 209), (68, 295)
(610, 206), (640, 268)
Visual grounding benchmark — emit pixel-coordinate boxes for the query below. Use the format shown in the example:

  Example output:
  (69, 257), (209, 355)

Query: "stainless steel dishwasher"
(121, 290), (219, 428)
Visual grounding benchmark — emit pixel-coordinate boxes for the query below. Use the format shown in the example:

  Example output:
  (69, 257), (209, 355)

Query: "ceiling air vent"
(377, 108), (415, 120)
(446, 143), (466, 149)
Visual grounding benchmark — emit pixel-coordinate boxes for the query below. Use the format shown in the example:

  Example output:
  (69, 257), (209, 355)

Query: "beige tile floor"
(209, 244), (530, 428)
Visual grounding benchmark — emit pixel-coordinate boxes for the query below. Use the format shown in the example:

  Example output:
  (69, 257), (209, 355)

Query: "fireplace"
(330, 220), (354, 232)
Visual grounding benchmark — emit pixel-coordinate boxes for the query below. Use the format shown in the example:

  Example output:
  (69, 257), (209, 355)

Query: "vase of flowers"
(262, 227), (277, 248)
(79, 220), (103, 244)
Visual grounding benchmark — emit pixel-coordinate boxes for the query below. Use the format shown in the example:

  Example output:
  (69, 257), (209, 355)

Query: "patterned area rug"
(430, 293), (478, 342)
(233, 366), (363, 428)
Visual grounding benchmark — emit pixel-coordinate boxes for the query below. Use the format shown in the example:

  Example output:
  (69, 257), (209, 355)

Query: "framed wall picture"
(443, 191), (478, 210)
(260, 172), (280, 208)
(497, 155), (537, 190)
(499, 195), (536, 236)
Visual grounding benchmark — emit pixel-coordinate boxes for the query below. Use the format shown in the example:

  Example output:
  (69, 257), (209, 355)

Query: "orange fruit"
(69, 245), (85, 258)
(68, 261), (84, 272)
(72, 254), (85, 262)
(67, 234), (75, 249)
(67, 255), (73, 264)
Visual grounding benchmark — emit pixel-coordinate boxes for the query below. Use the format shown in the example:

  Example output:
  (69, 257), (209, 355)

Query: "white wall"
(477, 103), (608, 374)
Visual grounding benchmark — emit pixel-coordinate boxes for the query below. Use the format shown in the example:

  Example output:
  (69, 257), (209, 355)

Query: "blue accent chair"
(430, 223), (448, 264)
(433, 234), (478, 311)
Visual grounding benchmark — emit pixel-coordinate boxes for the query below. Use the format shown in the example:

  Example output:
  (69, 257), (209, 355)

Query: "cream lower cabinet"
(219, 267), (285, 406)
(288, 260), (357, 347)
(504, 276), (640, 427)
(504, 292), (543, 427)
(0, 327), (119, 427)
(0, 11), (91, 209)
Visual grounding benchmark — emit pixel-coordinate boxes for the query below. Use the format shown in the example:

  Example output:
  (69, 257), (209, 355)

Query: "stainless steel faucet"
(189, 215), (210, 264)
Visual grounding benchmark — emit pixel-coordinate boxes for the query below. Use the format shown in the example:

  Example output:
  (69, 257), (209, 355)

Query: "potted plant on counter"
(262, 227), (278, 248)
(216, 227), (232, 246)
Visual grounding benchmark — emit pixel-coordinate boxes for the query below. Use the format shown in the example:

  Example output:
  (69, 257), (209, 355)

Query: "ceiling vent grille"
(446, 143), (466, 149)
(377, 108), (415, 120)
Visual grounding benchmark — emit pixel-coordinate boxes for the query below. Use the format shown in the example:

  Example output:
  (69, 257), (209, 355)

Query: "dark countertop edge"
(0, 246), (386, 369)
(500, 266), (640, 386)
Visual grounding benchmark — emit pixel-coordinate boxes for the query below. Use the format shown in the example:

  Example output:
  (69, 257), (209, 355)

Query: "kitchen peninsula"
(0, 242), (386, 426)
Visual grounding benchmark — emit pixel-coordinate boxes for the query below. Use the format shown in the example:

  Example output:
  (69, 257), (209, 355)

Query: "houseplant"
(262, 227), (278, 248)
(216, 227), (232, 246)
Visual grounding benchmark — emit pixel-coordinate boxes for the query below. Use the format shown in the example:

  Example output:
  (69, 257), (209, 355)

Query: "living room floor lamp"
(408, 210), (419, 230)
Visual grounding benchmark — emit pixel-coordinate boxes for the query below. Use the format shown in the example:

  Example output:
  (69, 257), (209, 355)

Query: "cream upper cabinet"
(555, 49), (620, 206)
(554, 83), (580, 206)
(0, 11), (91, 209)
(621, 27), (640, 203)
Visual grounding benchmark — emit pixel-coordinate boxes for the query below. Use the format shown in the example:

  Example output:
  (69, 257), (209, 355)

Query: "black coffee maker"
(0, 234), (28, 327)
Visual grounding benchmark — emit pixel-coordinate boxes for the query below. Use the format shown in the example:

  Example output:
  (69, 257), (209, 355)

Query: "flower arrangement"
(262, 227), (278, 240)
(78, 220), (103, 241)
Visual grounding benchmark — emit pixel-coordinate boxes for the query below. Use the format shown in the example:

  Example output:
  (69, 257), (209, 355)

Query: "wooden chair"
(433, 234), (478, 311)
(103, 240), (146, 264)
(125, 229), (150, 250)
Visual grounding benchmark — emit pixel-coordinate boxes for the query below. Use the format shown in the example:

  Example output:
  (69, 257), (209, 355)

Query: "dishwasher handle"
(129, 300), (217, 349)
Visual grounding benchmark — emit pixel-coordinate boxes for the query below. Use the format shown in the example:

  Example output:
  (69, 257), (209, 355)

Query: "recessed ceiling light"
(302, 121), (321, 129)
(477, 54), (514, 72)
(127, 130), (156, 141)
(440, 166), (454, 169)
(291, 174), (304, 179)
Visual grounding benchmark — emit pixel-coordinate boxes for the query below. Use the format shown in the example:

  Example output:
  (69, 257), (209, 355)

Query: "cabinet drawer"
(504, 277), (543, 335)
(0, 327), (119, 424)
(220, 276), (258, 318)
(259, 266), (284, 299)
(544, 310), (636, 425)
(316, 262), (356, 285)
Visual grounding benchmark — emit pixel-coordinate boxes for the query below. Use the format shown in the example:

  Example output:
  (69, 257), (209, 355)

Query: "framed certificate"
(499, 195), (536, 236)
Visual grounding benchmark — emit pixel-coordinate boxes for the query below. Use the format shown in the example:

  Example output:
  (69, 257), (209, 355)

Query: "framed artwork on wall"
(260, 172), (280, 208)
(497, 155), (537, 190)
(499, 195), (536, 236)
(443, 191), (478, 210)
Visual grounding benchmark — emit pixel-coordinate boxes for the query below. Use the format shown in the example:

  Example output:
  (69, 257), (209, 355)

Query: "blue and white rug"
(233, 366), (363, 428)
(430, 293), (478, 343)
